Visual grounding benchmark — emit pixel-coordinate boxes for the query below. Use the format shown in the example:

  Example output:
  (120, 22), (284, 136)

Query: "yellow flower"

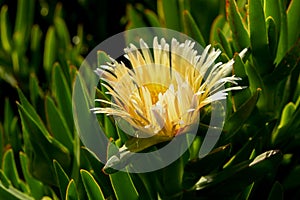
(92, 37), (247, 139)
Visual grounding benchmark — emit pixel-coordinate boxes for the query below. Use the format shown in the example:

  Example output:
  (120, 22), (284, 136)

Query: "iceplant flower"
(92, 37), (247, 140)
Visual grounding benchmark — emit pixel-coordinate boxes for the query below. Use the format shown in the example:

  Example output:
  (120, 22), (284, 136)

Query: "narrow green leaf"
(227, 0), (250, 50)
(0, 183), (35, 200)
(81, 147), (114, 198)
(19, 152), (44, 200)
(0, 169), (11, 188)
(80, 170), (105, 200)
(29, 73), (43, 108)
(54, 17), (71, 49)
(264, 0), (281, 29)
(196, 150), (282, 197)
(283, 165), (300, 190)
(30, 25), (42, 71)
(53, 160), (70, 200)
(0, 5), (12, 52)
(209, 15), (226, 44)
(183, 144), (231, 189)
(110, 172), (139, 200)
(17, 95), (71, 185)
(217, 29), (233, 57)
(43, 26), (56, 79)
(249, 0), (272, 75)
(65, 180), (79, 200)
(51, 63), (73, 133)
(275, 0), (288, 64)
(222, 88), (260, 142)
(266, 16), (278, 59)
(267, 181), (283, 200)
(182, 10), (205, 47)
(2, 149), (21, 190)
(231, 53), (252, 109)
(265, 38), (300, 84)
(126, 4), (147, 29)
(45, 95), (73, 151)
(287, 0), (300, 49)
(161, 0), (181, 31)
(144, 9), (161, 27)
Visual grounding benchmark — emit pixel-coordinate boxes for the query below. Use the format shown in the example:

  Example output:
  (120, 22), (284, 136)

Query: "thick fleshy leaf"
(183, 144), (231, 189)
(80, 169), (105, 200)
(109, 171), (139, 200)
(227, 0), (249, 51)
(65, 180), (79, 200)
(53, 160), (70, 199)
(51, 63), (73, 133)
(81, 147), (114, 198)
(161, 0), (181, 31)
(0, 5), (12, 52)
(182, 10), (205, 47)
(43, 26), (56, 79)
(45, 95), (73, 151)
(144, 9), (161, 27)
(265, 38), (300, 84)
(195, 150), (282, 197)
(275, 0), (288, 64)
(222, 88), (260, 142)
(287, 0), (300, 49)
(267, 181), (283, 200)
(54, 17), (71, 49)
(2, 149), (21, 190)
(266, 16), (278, 59)
(249, 0), (272, 75)
(19, 152), (44, 200)
(209, 15), (226, 45)
(0, 183), (35, 200)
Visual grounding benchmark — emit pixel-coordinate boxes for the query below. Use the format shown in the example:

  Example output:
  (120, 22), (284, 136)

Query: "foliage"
(0, 0), (299, 199)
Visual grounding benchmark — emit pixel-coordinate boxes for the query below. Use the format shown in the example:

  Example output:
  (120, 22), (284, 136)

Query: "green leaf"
(222, 88), (260, 142)
(267, 181), (283, 200)
(29, 73), (43, 108)
(196, 150), (282, 197)
(13, 0), (34, 53)
(2, 149), (21, 190)
(54, 17), (71, 49)
(45, 95), (73, 151)
(81, 147), (114, 198)
(19, 152), (44, 200)
(287, 0), (300, 49)
(264, 0), (281, 29)
(227, 0), (250, 51)
(217, 29), (233, 57)
(65, 180), (79, 200)
(0, 5), (12, 52)
(231, 53), (252, 109)
(265, 38), (300, 84)
(110, 171), (139, 200)
(182, 10), (205, 47)
(183, 144), (231, 189)
(275, 0), (288, 64)
(43, 26), (56, 79)
(161, 0), (181, 31)
(126, 4), (147, 29)
(80, 170), (105, 200)
(0, 183), (35, 200)
(51, 63), (73, 133)
(266, 16), (278, 59)
(283, 165), (300, 190)
(209, 15), (226, 45)
(53, 160), (70, 200)
(249, 0), (272, 75)
(17, 90), (71, 185)
(30, 25), (42, 71)
(0, 169), (11, 188)
(144, 9), (161, 27)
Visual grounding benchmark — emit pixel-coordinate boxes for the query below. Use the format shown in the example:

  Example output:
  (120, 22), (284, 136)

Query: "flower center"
(143, 83), (168, 104)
